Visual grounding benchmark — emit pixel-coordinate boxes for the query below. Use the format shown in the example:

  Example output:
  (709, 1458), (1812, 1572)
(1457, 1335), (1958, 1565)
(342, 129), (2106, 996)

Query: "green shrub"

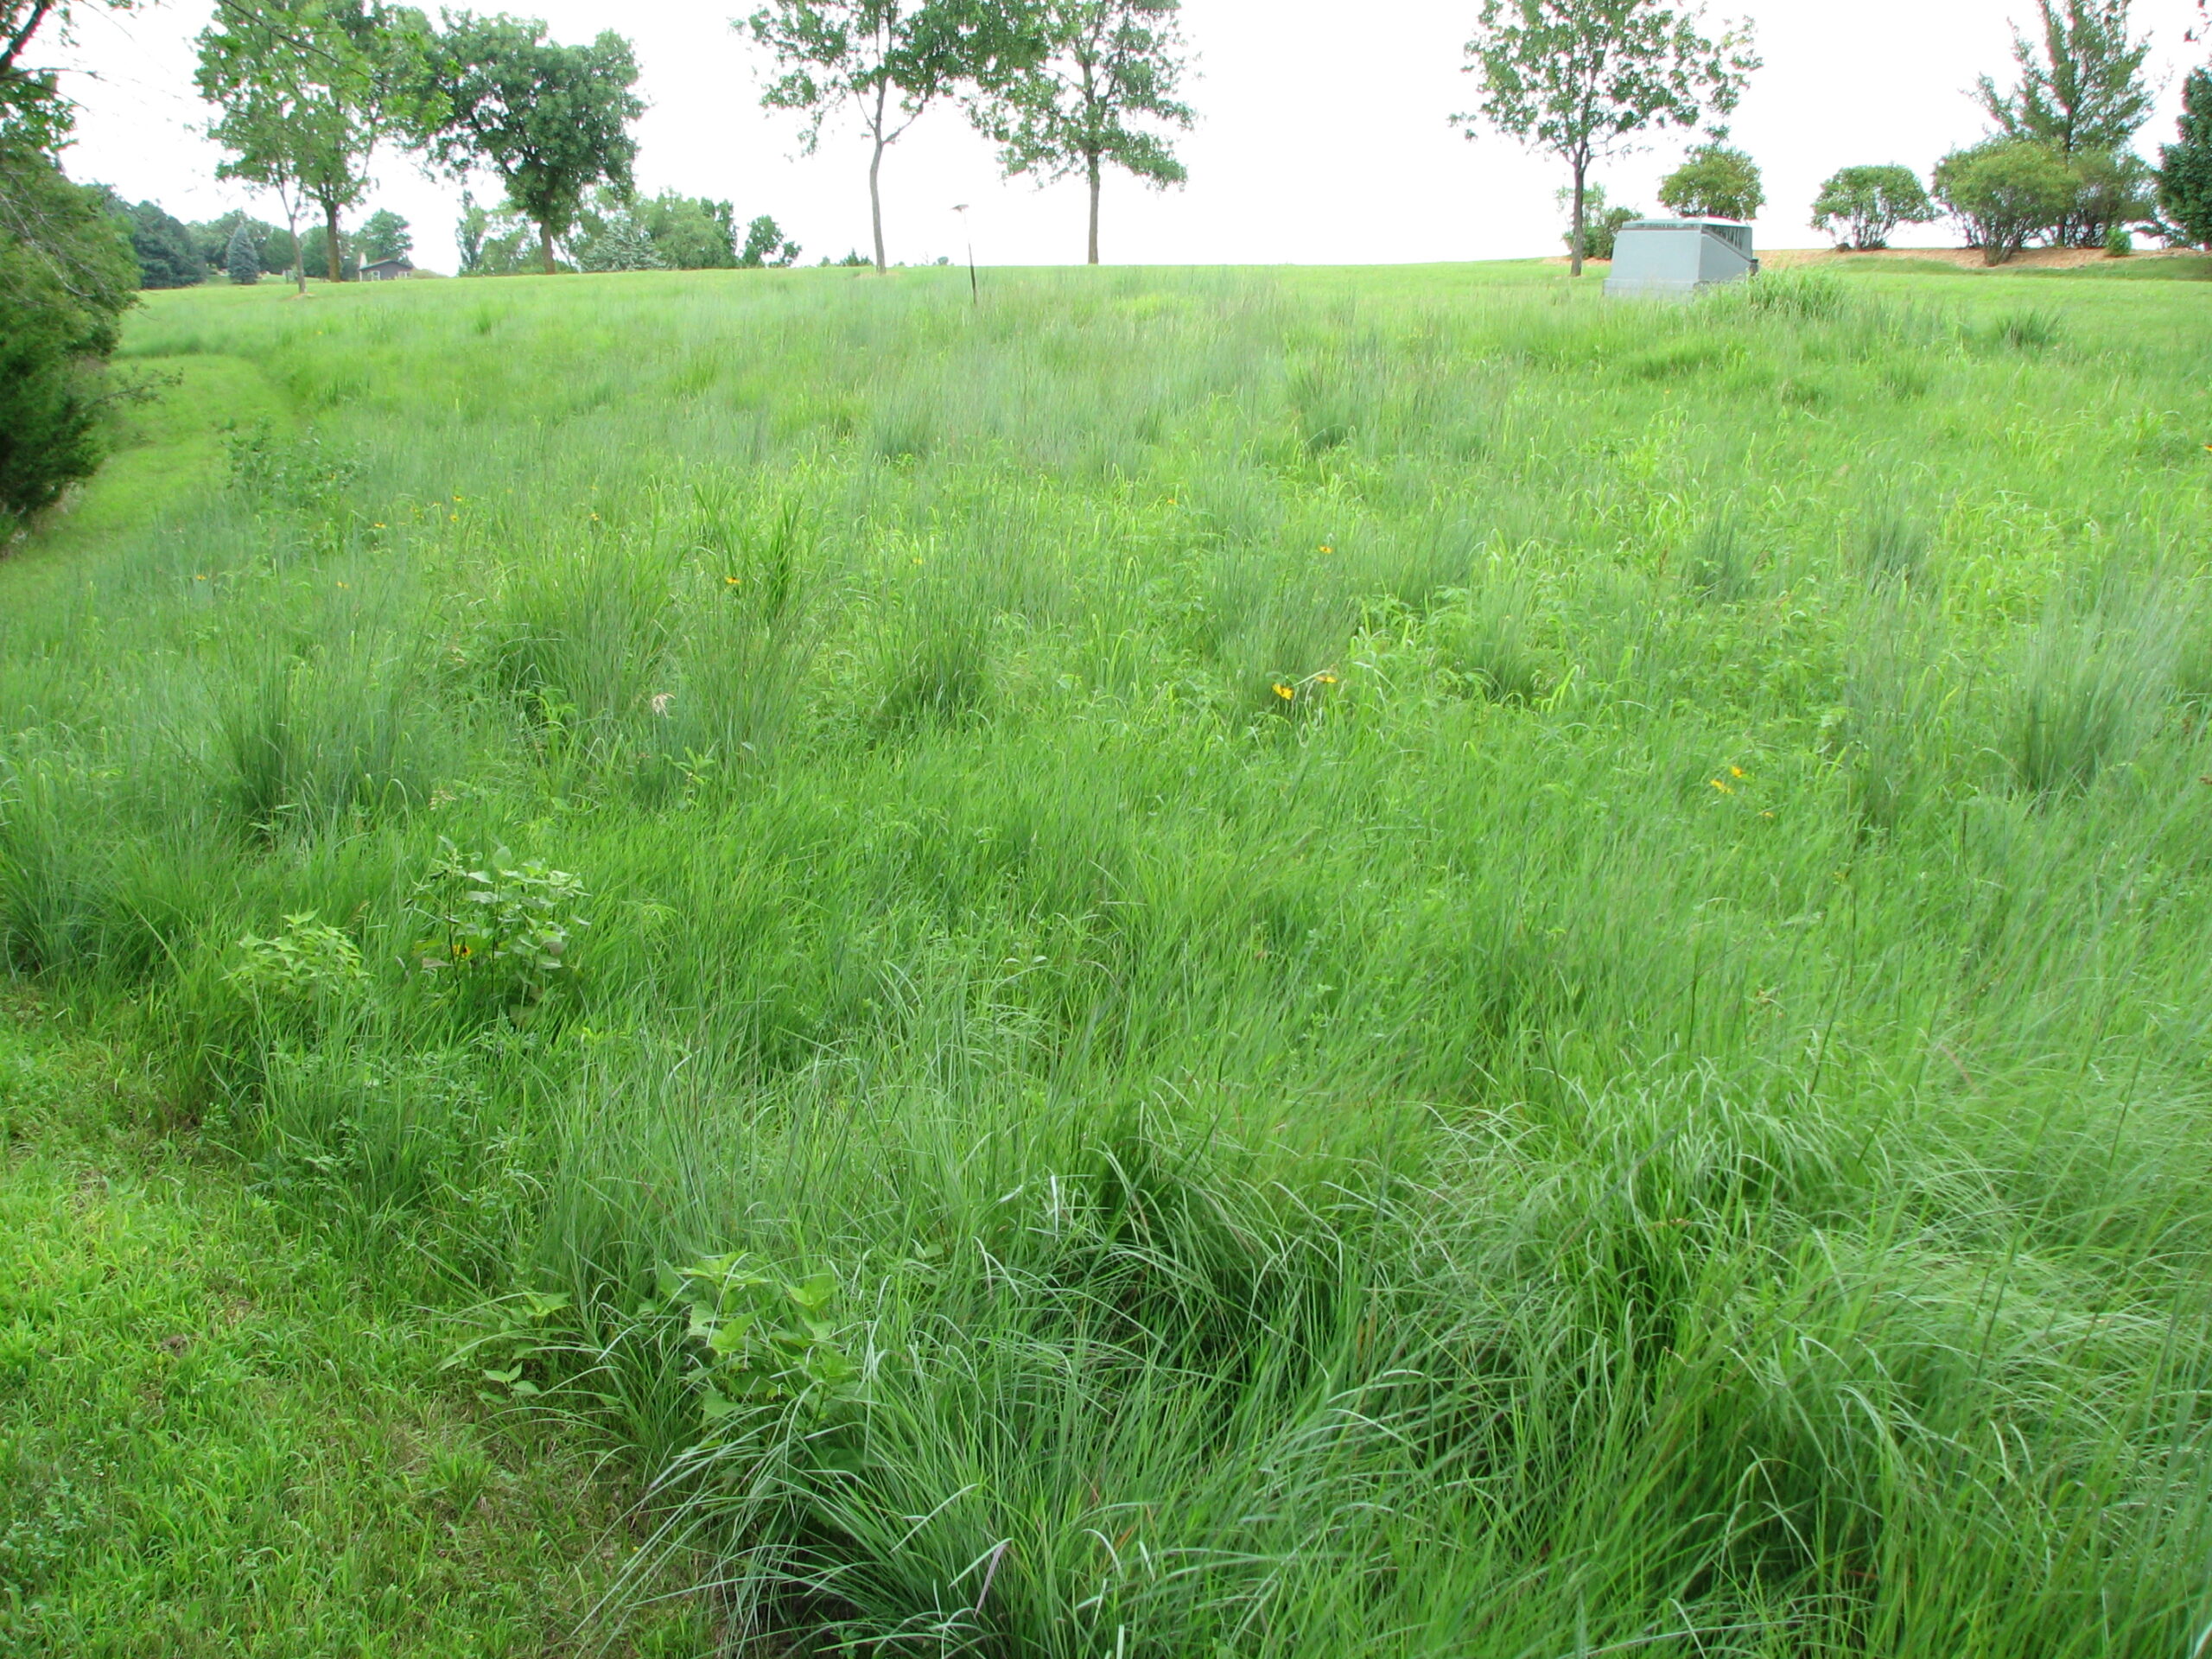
(1810, 163), (1936, 250)
(1559, 182), (1642, 261)
(1933, 138), (2077, 264)
(2063, 148), (2155, 250)
(0, 145), (138, 524)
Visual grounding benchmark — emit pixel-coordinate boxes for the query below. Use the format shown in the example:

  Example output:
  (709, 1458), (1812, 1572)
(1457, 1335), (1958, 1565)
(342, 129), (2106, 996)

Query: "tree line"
(1459, 0), (2212, 271)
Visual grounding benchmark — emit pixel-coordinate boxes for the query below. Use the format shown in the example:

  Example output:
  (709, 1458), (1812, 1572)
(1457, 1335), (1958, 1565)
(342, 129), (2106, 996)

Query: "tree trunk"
(868, 134), (888, 273)
(321, 200), (344, 283)
(284, 199), (305, 296)
(539, 223), (556, 276)
(1087, 156), (1102, 265)
(1570, 163), (1586, 279)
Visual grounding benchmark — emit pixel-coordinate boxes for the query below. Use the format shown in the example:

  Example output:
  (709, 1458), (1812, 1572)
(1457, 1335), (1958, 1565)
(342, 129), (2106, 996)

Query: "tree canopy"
(1657, 142), (1762, 220)
(744, 0), (1039, 271)
(740, 213), (803, 266)
(2158, 68), (2212, 248)
(197, 0), (431, 287)
(1455, 0), (1758, 276)
(2, 0), (137, 146)
(1974, 0), (2153, 160)
(980, 0), (1193, 264)
(358, 206), (411, 262)
(119, 196), (203, 287)
(424, 14), (644, 276)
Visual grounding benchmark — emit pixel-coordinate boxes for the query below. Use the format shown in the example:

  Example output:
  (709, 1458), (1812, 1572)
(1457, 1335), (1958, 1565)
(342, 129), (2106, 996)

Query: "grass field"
(3, 257), (2211, 1656)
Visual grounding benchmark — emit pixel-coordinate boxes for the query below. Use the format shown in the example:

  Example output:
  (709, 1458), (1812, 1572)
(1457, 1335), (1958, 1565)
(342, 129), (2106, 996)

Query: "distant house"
(361, 256), (415, 282)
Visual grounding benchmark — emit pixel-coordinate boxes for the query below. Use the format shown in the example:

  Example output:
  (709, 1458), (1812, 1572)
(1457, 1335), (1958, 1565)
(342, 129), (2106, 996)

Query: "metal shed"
(1603, 219), (1758, 298)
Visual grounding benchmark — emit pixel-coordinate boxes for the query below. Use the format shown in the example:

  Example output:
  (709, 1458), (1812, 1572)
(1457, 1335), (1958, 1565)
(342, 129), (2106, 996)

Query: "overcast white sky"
(46, 0), (2210, 270)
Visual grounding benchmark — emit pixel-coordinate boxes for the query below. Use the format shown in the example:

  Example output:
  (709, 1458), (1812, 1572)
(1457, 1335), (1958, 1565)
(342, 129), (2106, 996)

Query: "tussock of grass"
(4, 260), (2211, 1654)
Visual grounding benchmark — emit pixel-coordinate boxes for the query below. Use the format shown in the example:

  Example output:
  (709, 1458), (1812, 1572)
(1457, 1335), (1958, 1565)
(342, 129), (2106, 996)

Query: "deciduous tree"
(637, 192), (738, 268)
(1809, 164), (1935, 250)
(358, 207), (410, 262)
(740, 212), (802, 265)
(1455, 0), (1758, 277)
(742, 0), (1036, 272)
(1657, 141), (1760, 219)
(424, 15), (643, 276)
(198, 0), (430, 287)
(980, 0), (1192, 264)
(2, 0), (137, 147)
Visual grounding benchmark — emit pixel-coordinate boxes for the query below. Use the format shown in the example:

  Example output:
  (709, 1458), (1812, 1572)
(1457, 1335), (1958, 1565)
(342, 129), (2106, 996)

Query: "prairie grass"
(4, 257), (2212, 1656)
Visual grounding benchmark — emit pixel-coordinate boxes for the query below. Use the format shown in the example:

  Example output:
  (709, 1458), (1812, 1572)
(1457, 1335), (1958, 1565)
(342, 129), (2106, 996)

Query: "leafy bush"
(1557, 182), (1642, 261)
(1810, 164), (1936, 250)
(226, 913), (369, 1013)
(2062, 148), (2156, 249)
(1658, 143), (1764, 221)
(1933, 138), (2077, 264)
(0, 145), (139, 524)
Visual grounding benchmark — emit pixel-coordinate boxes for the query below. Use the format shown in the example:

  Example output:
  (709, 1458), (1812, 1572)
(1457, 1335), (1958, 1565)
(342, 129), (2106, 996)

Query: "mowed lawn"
(3, 257), (2211, 1656)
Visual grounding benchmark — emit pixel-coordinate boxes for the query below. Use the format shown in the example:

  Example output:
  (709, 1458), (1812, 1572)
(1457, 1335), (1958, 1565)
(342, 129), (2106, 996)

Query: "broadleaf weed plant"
(411, 841), (588, 1011)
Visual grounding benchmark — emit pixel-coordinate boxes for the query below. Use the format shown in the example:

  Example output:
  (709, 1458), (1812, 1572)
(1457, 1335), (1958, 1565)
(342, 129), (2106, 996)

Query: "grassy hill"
(4, 259), (2211, 1656)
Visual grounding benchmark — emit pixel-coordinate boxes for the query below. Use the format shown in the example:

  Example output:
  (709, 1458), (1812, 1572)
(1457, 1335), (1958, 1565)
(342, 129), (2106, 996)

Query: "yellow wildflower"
(1730, 766), (1746, 779)
(1273, 683), (1296, 702)
(1710, 778), (1734, 795)
(1317, 673), (1339, 685)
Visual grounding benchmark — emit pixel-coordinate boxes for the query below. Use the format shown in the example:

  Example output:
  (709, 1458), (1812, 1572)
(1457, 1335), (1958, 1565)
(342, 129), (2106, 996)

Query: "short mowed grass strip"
(0, 1002), (705, 1657)
(2, 257), (2210, 1656)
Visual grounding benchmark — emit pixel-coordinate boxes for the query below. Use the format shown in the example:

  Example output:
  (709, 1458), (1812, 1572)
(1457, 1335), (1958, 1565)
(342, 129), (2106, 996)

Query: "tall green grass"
(5, 258), (2212, 1655)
